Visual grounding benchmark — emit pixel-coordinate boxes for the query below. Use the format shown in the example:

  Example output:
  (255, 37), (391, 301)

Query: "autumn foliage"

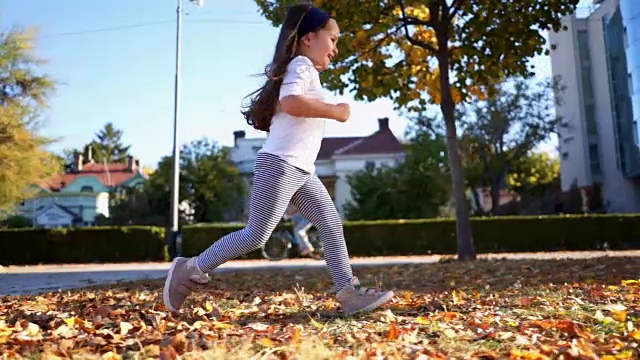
(1, 254), (639, 358)
(0, 28), (60, 211)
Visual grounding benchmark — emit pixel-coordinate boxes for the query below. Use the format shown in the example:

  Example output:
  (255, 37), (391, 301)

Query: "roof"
(38, 162), (144, 191)
(317, 127), (405, 160)
(230, 118), (405, 165)
(317, 137), (362, 160)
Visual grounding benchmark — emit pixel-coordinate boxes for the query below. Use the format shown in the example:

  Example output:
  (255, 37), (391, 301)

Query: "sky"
(0, 0), (588, 169)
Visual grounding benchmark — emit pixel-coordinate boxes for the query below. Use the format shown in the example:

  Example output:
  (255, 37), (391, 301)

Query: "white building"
(229, 118), (406, 218)
(549, 0), (640, 212)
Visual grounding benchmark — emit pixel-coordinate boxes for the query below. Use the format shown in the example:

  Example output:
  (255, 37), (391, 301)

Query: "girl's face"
(299, 18), (340, 71)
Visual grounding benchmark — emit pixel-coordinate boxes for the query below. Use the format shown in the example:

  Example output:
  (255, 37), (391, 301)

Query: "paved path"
(1, 251), (638, 296)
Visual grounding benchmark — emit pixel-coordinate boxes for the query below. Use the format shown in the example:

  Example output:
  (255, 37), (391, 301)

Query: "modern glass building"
(603, 2), (640, 177)
(621, 0), (640, 149)
(549, 0), (640, 212)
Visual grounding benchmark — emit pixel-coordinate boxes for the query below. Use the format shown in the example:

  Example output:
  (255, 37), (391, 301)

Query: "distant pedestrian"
(285, 204), (322, 259)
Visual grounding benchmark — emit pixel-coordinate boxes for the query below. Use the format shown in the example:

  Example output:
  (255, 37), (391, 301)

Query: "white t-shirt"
(259, 55), (326, 174)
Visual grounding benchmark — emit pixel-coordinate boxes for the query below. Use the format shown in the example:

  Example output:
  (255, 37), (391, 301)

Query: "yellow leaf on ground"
(258, 337), (275, 348)
(309, 318), (324, 330)
(212, 322), (236, 329)
(102, 352), (122, 360)
(612, 310), (628, 322)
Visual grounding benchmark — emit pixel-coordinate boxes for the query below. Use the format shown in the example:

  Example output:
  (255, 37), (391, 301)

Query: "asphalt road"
(1, 251), (638, 296)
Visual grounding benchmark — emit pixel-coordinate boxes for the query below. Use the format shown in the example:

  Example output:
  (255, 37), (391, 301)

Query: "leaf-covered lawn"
(1, 255), (639, 359)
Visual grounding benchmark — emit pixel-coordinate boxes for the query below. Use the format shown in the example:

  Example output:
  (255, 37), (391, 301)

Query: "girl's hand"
(333, 103), (351, 122)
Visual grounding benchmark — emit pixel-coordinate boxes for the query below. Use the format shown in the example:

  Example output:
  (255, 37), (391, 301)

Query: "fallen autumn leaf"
(0, 254), (639, 359)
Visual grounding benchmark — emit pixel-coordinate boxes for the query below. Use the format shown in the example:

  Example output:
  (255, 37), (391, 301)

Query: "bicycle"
(260, 218), (323, 261)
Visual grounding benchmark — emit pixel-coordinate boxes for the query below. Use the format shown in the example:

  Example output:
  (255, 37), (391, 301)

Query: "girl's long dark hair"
(241, 3), (326, 132)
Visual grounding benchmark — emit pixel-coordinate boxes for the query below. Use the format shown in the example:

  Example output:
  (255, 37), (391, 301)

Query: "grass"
(1, 253), (639, 359)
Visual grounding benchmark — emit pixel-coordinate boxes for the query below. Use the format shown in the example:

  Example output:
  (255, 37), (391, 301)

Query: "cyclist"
(284, 204), (322, 259)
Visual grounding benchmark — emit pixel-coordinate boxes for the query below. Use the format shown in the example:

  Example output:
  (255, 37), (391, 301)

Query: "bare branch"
(404, 33), (438, 53)
(399, 0), (438, 53)
(342, 24), (403, 66)
(449, 0), (465, 19)
(401, 16), (429, 27)
(366, 25), (403, 54)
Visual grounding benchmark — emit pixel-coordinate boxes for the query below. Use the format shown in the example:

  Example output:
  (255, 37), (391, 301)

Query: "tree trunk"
(470, 186), (483, 215)
(437, 54), (476, 261)
(490, 181), (501, 215)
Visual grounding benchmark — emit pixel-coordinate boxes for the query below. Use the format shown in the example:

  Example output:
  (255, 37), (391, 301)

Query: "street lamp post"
(169, 0), (203, 259)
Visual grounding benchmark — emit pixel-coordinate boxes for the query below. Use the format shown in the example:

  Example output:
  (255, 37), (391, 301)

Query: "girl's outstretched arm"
(280, 96), (349, 122)
(278, 56), (349, 122)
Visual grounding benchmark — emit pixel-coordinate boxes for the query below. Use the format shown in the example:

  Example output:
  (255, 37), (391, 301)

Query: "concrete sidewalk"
(0, 256), (441, 296)
(1, 251), (638, 296)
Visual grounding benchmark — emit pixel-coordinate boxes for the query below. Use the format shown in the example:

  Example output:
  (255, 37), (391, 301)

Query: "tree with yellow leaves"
(255, 0), (580, 260)
(0, 28), (60, 211)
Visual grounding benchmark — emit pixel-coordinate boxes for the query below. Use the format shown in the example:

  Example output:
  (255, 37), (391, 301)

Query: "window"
(577, 31), (590, 62)
(81, 186), (93, 193)
(585, 104), (597, 135)
(319, 177), (337, 201)
(589, 144), (602, 176)
(582, 67), (594, 99)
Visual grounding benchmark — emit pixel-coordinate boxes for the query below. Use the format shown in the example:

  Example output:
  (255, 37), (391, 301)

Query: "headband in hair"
(297, 7), (331, 38)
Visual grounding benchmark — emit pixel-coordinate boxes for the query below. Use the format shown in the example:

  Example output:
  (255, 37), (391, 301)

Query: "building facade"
(17, 154), (147, 228)
(228, 118), (406, 218)
(550, 0), (640, 212)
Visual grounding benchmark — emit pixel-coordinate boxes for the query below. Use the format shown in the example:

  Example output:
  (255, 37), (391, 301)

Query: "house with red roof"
(229, 118), (406, 218)
(16, 150), (147, 228)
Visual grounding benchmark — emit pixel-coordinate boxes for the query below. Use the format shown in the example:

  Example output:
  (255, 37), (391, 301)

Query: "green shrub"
(0, 226), (167, 265)
(341, 214), (639, 255)
(1, 214), (638, 266)
(1, 215), (33, 229)
(181, 214), (640, 257)
(181, 223), (281, 259)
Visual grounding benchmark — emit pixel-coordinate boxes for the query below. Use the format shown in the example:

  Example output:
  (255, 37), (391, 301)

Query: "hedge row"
(1, 214), (640, 265)
(181, 214), (640, 257)
(0, 226), (167, 265)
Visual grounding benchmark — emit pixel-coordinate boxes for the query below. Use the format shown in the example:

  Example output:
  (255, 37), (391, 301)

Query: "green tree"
(255, 0), (580, 260)
(344, 113), (450, 220)
(105, 185), (164, 226)
(146, 138), (245, 224)
(508, 151), (560, 193)
(0, 28), (60, 211)
(506, 151), (562, 214)
(458, 77), (562, 214)
(89, 122), (131, 164)
(59, 148), (79, 165)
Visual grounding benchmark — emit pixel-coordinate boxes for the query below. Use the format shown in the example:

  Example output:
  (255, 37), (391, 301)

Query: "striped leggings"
(195, 152), (353, 292)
